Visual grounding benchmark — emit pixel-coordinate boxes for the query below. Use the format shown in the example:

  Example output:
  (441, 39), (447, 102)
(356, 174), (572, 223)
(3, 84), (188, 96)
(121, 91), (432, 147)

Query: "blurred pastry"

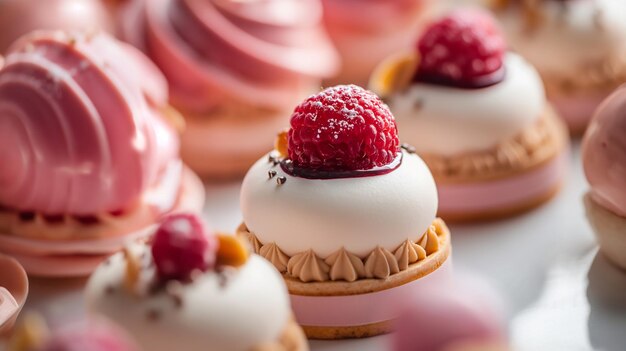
(0, 255), (28, 338)
(0, 31), (205, 277)
(86, 213), (307, 351)
(490, 0), (626, 134)
(120, 0), (339, 178)
(370, 9), (569, 221)
(583, 85), (626, 270)
(0, 0), (112, 53)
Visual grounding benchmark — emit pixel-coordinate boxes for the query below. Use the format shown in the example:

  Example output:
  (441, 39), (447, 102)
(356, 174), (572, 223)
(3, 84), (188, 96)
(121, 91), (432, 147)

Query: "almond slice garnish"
(369, 51), (419, 99)
(274, 130), (289, 158)
(216, 234), (249, 267)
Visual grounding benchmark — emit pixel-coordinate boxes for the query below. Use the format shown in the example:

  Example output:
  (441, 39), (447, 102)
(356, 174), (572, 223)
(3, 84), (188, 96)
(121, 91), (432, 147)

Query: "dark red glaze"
(280, 151), (403, 179)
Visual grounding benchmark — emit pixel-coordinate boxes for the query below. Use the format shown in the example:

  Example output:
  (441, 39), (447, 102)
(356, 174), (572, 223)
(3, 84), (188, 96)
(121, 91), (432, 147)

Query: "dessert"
(392, 274), (509, 351)
(238, 85), (451, 339)
(120, 0), (339, 178)
(370, 9), (569, 221)
(0, 254), (28, 338)
(582, 85), (626, 270)
(488, 0), (626, 134)
(0, 31), (205, 277)
(86, 213), (308, 351)
(0, 0), (112, 53)
(321, 0), (434, 87)
(7, 314), (138, 351)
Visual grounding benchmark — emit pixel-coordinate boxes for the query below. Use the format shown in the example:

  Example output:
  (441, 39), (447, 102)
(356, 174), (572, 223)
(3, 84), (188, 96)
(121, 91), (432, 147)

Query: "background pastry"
(120, 0), (339, 178)
(86, 213), (308, 351)
(0, 31), (204, 277)
(371, 9), (569, 221)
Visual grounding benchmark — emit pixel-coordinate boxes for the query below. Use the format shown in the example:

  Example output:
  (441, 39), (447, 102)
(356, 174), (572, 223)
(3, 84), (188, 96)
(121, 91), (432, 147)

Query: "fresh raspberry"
(288, 85), (399, 171)
(415, 10), (506, 88)
(151, 214), (218, 282)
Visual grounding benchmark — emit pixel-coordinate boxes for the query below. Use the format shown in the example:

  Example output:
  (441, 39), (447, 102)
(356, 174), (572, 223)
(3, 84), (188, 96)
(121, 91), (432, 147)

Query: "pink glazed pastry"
(370, 9), (569, 222)
(0, 0), (112, 53)
(238, 85), (452, 339)
(583, 85), (626, 270)
(120, 0), (340, 178)
(0, 255), (28, 338)
(321, 0), (434, 87)
(0, 31), (205, 277)
(392, 276), (509, 351)
(489, 0), (626, 134)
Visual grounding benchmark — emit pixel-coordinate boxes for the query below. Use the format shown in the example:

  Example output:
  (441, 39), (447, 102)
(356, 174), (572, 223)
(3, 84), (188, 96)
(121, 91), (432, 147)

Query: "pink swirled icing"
(0, 31), (179, 215)
(121, 0), (339, 113)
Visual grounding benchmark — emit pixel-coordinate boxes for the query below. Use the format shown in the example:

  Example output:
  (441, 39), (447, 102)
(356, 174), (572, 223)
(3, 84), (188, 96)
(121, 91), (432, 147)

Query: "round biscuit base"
(284, 226), (451, 340)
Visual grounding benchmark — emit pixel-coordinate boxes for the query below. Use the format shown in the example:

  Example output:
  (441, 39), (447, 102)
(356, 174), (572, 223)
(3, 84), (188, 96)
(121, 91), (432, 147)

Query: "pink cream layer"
(291, 259), (452, 328)
(437, 151), (567, 216)
(0, 31), (179, 215)
(121, 0), (339, 113)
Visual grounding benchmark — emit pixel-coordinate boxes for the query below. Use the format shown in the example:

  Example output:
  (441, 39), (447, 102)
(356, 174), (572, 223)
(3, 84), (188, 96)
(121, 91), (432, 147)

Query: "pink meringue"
(121, 0), (338, 113)
(0, 31), (205, 277)
(0, 0), (112, 53)
(582, 85), (626, 218)
(0, 31), (177, 215)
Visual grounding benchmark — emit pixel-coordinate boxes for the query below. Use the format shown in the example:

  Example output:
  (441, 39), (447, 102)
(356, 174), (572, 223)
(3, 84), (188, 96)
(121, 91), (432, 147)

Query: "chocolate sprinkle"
(268, 170), (277, 179)
(401, 143), (416, 154)
(413, 98), (424, 111)
(276, 176), (287, 185)
(104, 285), (116, 295)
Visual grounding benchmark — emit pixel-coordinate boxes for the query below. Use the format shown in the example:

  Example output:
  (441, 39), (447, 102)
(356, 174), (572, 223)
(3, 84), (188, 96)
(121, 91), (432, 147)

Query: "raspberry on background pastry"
(0, 31), (205, 277)
(6, 314), (138, 351)
(86, 213), (308, 351)
(120, 0), (339, 179)
(0, 255), (28, 338)
(488, 0), (626, 134)
(321, 0), (434, 87)
(370, 9), (569, 222)
(582, 86), (626, 270)
(0, 0), (112, 53)
(392, 274), (509, 351)
(238, 85), (451, 339)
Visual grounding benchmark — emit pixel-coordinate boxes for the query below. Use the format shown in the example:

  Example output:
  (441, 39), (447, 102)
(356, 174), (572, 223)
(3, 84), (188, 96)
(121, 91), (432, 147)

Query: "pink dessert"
(0, 31), (205, 277)
(321, 0), (433, 87)
(392, 275), (509, 351)
(0, 0), (112, 53)
(0, 254), (28, 338)
(120, 0), (339, 178)
(582, 85), (626, 269)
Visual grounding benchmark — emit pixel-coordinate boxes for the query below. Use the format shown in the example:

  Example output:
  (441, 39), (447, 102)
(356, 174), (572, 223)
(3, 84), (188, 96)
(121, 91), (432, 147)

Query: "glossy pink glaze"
(290, 259), (451, 327)
(121, 0), (339, 113)
(582, 85), (626, 218)
(392, 275), (507, 351)
(0, 0), (112, 53)
(437, 152), (567, 215)
(0, 31), (179, 215)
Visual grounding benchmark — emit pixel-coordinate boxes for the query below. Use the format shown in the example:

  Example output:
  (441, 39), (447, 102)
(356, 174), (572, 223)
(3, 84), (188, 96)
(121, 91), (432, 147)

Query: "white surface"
(12, 142), (626, 351)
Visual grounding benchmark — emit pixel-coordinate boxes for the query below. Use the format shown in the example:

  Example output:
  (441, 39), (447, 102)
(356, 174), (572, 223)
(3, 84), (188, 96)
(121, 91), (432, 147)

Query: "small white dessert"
(388, 53), (544, 155)
(85, 214), (306, 351)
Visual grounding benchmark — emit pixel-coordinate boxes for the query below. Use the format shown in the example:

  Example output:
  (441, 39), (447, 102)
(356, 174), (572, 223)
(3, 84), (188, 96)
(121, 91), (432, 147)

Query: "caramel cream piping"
(364, 247), (400, 279)
(394, 239), (426, 271)
(324, 248), (365, 282)
(287, 250), (330, 283)
(259, 243), (290, 273)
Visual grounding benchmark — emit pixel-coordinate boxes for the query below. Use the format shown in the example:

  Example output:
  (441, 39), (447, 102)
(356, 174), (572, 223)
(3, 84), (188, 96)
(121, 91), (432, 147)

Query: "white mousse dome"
(240, 149), (438, 258)
(85, 251), (290, 351)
